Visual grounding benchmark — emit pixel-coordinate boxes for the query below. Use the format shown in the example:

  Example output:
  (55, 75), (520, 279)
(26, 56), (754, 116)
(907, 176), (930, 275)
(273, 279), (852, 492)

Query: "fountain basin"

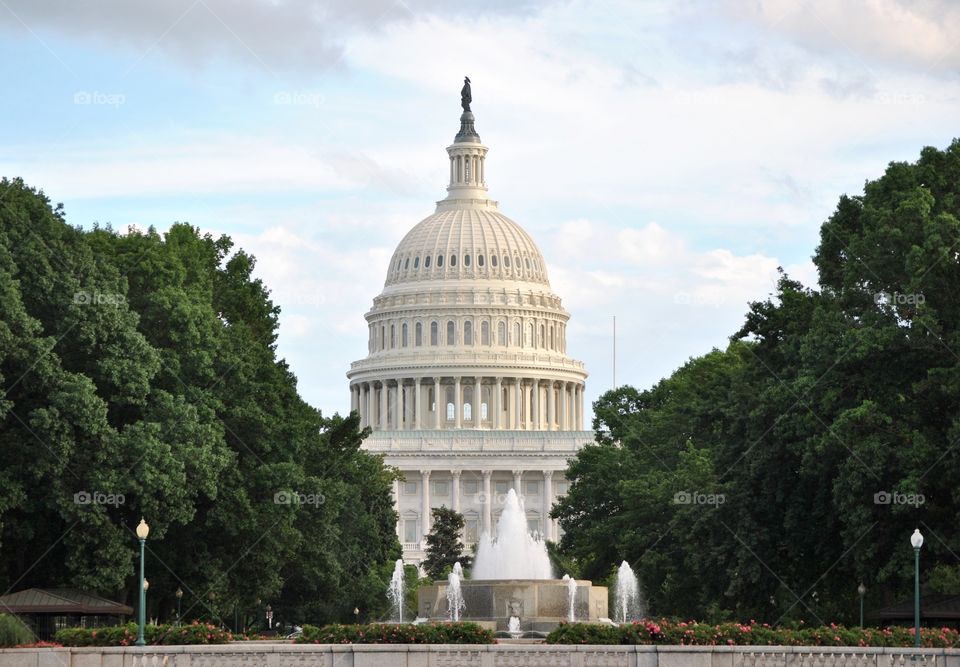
(418, 579), (608, 632)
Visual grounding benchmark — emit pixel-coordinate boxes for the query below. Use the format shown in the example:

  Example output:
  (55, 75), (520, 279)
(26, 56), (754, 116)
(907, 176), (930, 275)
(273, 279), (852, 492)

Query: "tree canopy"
(554, 139), (960, 624)
(0, 178), (401, 628)
(421, 507), (472, 580)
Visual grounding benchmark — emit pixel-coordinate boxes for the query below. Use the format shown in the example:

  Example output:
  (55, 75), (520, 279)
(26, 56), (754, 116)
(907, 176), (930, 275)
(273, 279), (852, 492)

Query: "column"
(482, 470), (493, 536)
(379, 381), (388, 431)
(575, 384), (583, 430)
(512, 469), (523, 496)
(454, 377), (463, 428)
(474, 377), (482, 428)
(414, 378), (422, 430)
(366, 383), (374, 429)
(434, 377), (442, 429)
(421, 470), (432, 540)
(451, 470), (461, 513)
(559, 382), (567, 431)
(494, 377), (503, 429)
(514, 378), (522, 429)
(531, 379), (540, 431)
(547, 381), (556, 431)
(392, 478), (401, 540)
(358, 384), (366, 427)
(394, 379), (403, 430)
(350, 385), (358, 415)
(543, 471), (554, 541)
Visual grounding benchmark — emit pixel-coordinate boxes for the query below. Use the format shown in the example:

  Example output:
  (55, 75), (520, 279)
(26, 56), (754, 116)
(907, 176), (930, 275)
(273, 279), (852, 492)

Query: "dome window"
(450, 254), (457, 267)
(430, 321), (439, 346)
(447, 320), (456, 345)
(525, 258), (531, 270)
(415, 322), (423, 346)
(516, 257), (522, 271)
(404, 258), (410, 269)
(503, 256), (510, 268)
(491, 255), (498, 267)
(414, 256), (420, 269)
(437, 255), (444, 268)
(425, 255), (431, 268)
(464, 254), (471, 267)
(478, 254), (484, 267)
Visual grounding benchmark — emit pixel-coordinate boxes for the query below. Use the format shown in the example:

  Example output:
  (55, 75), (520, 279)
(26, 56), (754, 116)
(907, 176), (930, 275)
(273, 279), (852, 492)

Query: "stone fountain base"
(418, 579), (608, 632)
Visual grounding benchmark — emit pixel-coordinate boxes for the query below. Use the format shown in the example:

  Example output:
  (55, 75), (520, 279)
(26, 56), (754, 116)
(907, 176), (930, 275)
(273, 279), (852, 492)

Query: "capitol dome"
(347, 100), (587, 433)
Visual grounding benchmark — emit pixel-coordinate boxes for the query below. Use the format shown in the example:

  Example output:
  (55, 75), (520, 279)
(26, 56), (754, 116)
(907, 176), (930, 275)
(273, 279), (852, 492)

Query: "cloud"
(0, 0), (554, 72)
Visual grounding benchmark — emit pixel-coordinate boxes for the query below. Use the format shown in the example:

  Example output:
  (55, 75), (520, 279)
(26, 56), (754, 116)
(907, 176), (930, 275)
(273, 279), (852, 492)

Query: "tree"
(421, 507), (471, 580)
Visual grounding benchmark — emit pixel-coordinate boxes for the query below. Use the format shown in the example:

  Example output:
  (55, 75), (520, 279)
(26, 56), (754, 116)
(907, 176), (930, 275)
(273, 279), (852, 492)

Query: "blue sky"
(2, 0), (958, 419)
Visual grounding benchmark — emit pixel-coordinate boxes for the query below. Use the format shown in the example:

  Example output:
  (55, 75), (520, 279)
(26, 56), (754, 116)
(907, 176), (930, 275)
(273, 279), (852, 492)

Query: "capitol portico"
(347, 85), (592, 565)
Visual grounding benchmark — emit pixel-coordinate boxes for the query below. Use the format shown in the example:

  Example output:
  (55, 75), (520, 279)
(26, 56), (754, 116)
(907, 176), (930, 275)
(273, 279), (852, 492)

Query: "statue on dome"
(461, 76), (472, 112)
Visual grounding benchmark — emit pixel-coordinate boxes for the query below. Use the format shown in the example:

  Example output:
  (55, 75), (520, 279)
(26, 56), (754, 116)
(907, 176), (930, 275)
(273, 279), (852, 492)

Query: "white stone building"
(347, 105), (592, 566)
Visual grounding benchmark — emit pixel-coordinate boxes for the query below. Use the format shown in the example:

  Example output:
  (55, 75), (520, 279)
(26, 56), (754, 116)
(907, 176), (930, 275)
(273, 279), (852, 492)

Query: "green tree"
(421, 507), (472, 580)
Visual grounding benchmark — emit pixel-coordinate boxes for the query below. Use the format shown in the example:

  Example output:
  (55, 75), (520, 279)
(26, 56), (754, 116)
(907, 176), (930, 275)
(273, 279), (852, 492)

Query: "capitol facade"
(347, 97), (591, 566)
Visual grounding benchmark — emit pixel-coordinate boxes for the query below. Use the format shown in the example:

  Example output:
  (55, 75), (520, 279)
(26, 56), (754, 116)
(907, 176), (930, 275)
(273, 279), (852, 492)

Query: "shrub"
(54, 621), (233, 646)
(297, 622), (495, 644)
(0, 614), (35, 647)
(546, 619), (960, 647)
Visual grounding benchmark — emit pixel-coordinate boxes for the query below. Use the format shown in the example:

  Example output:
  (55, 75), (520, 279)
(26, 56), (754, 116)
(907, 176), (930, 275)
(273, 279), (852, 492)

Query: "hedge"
(547, 619), (960, 647)
(54, 621), (233, 646)
(0, 614), (34, 647)
(297, 622), (495, 644)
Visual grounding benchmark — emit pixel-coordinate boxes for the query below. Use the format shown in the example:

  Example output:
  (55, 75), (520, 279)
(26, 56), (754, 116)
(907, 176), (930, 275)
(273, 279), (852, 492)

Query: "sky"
(2, 0), (958, 420)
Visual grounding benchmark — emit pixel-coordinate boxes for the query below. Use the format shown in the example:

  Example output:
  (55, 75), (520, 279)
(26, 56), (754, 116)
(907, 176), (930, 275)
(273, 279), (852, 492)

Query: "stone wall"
(1, 644), (958, 667)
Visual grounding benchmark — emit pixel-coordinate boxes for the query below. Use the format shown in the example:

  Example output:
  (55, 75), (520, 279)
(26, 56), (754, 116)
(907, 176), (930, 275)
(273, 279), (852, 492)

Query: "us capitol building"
(347, 82), (592, 565)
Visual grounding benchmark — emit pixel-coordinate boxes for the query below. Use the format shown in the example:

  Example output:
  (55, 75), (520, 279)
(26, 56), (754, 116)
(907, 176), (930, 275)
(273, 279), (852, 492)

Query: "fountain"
(446, 562), (465, 621)
(418, 489), (609, 633)
(387, 559), (405, 622)
(563, 574), (577, 622)
(613, 560), (643, 623)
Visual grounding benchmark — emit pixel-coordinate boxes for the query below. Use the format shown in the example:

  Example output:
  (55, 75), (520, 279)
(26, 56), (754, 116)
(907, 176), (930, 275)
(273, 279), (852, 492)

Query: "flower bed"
(547, 620), (960, 647)
(297, 622), (495, 644)
(54, 621), (233, 646)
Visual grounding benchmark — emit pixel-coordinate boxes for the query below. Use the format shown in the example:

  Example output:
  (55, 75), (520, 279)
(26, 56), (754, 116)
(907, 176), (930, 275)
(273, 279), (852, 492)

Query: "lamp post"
(135, 518), (150, 646)
(175, 587), (183, 626)
(265, 604), (273, 630)
(858, 583), (866, 628)
(911, 529), (923, 649)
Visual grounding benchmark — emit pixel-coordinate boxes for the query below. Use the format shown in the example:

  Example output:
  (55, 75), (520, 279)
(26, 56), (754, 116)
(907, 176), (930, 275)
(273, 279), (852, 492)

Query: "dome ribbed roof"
(384, 205), (550, 288)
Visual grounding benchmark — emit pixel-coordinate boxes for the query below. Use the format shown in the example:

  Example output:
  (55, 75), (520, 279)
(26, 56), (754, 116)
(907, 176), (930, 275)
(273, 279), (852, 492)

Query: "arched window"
(415, 322), (423, 346)
(539, 324), (545, 349)
(390, 324), (396, 348)
(437, 254), (444, 268)
(478, 254), (484, 267)
(425, 255), (431, 268)
(549, 325), (554, 350)
(431, 321), (439, 346)
(464, 320), (473, 345)
(515, 257), (522, 271)
(447, 402), (455, 420)
(525, 258), (531, 270)
(447, 320), (456, 345)
(464, 254), (471, 267)
(464, 402), (472, 421)
(404, 257), (410, 269)
(513, 322), (521, 346)
(481, 320), (490, 345)
(381, 325), (385, 350)
(450, 254), (457, 267)
(504, 255), (510, 268)
(481, 401), (488, 420)
(414, 256), (420, 268)
(525, 323), (533, 347)
(498, 321), (506, 346)
(491, 255), (498, 267)
(402, 323), (408, 347)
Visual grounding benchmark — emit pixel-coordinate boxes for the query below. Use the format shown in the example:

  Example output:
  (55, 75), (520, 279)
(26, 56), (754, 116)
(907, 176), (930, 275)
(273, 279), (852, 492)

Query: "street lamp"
(857, 583), (866, 628)
(911, 529), (923, 649)
(265, 604), (273, 629)
(135, 518), (150, 646)
(175, 587), (183, 626)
